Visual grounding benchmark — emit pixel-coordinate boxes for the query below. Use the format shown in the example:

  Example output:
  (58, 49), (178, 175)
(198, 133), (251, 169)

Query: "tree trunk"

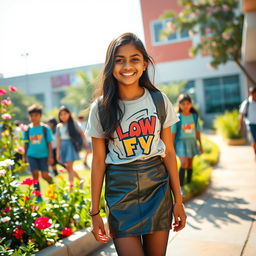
(234, 59), (256, 87)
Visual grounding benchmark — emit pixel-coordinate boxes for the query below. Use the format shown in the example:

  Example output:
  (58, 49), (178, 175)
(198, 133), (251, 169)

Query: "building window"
(151, 18), (189, 45)
(203, 75), (241, 114)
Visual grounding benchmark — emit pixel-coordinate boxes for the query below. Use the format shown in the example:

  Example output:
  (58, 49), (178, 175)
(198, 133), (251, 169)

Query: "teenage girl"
(86, 33), (186, 256)
(56, 106), (89, 188)
(171, 94), (203, 192)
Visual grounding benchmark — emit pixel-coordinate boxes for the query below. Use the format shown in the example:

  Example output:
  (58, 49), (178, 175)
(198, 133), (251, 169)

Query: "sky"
(0, 0), (145, 78)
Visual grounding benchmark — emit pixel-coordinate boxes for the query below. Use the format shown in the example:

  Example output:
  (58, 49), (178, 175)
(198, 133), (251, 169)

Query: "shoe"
(79, 179), (85, 189)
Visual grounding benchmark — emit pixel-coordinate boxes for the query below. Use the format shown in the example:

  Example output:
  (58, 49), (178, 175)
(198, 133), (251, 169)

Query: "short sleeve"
(162, 93), (179, 129)
(85, 100), (105, 138)
(23, 130), (28, 141)
(171, 123), (177, 133)
(239, 99), (247, 114)
(46, 126), (53, 142)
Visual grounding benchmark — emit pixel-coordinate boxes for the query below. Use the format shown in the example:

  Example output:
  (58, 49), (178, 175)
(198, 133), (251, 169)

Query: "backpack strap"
(148, 90), (166, 129)
(175, 113), (181, 144)
(244, 99), (249, 118)
(98, 90), (167, 132)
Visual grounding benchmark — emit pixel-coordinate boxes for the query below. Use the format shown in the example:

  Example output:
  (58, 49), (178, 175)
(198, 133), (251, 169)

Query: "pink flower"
(223, 5), (229, 11)
(32, 190), (41, 197)
(3, 206), (11, 213)
(17, 146), (25, 154)
(1, 99), (11, 106)
(1, 109), (6, 113)
(2, 113), (11, 119)
(58, 169), (65, 173)
(0, 89), (7, 96)
(34, 216), (52, 230)
(222, 32), (231, 40)
(61, 227), (73, 237)
(205, 28), (211, 34)
(0, 170), (6, 176)
(19, 123), (28, 131)
(31, 205), (39, 211)
(12, 226), (24, 239)
(8, 86), (17, 92)
(21, 178), (38, 186)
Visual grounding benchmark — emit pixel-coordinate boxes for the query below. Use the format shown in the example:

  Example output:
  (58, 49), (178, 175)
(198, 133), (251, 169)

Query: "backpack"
(174, 112), (198, 145)
(71, 133), (84, 152)
(243, 99), (249, 118)
(25, 124), (48, 149)
(98, 89), (166, 132)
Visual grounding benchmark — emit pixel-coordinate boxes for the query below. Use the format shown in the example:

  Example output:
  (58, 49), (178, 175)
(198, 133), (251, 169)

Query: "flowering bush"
(0, 86), (92, 255)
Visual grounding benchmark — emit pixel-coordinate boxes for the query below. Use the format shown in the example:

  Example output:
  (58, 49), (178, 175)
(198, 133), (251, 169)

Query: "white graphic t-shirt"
(86, 88), (179, 164)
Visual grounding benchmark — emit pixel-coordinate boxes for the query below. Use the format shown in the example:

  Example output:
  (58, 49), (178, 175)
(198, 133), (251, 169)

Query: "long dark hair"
(98, 32), (159, 139)
(58, 106), (80, 140)
(177, 94), (198, 114)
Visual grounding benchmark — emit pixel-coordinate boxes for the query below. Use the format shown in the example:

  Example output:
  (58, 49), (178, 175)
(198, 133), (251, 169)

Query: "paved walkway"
(89, 134), (256, 256)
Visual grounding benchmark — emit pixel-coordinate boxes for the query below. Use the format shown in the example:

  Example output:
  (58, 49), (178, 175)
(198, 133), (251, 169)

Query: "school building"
(0, 64), (101, 111)
(139, 0), (256, 126)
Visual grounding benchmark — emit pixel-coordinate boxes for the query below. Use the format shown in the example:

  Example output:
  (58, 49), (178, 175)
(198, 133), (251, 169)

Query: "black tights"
(113, 230), (170, 256)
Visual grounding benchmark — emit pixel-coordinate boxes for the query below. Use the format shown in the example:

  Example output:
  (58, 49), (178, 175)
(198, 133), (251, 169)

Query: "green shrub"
(213, 109), (242, 139)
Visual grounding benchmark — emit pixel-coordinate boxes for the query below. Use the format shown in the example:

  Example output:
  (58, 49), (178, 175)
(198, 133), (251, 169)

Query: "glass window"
(203, 75), (240, 113)
(151, 18), (189, 44)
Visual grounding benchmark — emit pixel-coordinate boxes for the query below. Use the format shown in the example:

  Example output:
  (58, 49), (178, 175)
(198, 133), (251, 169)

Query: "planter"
(225, 138), (246, 146)
(37, 219), (109, 256)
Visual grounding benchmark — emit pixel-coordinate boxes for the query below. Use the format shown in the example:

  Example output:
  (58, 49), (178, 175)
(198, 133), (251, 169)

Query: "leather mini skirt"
(105, 156), (173, 238)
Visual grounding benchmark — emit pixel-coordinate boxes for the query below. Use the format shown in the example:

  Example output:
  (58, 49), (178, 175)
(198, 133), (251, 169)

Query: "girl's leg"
(113, 236), (144, 256)
(32, 170), (40, 191)
(142, 230), (170, 256)
(65, 161), (82, 184)
(178, 157), (188, 187)
(187, 157), (193, 184)
(41, 172), (54, 184)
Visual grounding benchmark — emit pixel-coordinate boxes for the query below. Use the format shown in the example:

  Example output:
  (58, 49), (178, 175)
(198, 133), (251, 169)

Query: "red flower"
(61, 227), (73, 237)
(9, 86), (17, 92)
(3, 206), (11, 212)
(0, 89), (7, 96)
(21, 178), (38, 186)
(32, 190), (41, 197)
(34, 216), (52, 230)
(23, 196), (30, 201)
(12, 226), (24, 239)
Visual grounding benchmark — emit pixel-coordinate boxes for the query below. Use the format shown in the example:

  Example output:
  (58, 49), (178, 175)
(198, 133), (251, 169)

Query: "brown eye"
(115, 59), (123, 63)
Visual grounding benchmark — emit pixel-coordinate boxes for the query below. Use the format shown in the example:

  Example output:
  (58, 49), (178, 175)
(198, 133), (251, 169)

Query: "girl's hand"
(173, 203), (187, 232)
(91, 215), (110, 243)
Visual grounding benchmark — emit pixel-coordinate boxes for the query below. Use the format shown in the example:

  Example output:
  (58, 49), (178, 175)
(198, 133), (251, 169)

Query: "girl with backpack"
(171, 94), (203, 193)
(56, 106), (89, 189)
(86, 33), (186, 256)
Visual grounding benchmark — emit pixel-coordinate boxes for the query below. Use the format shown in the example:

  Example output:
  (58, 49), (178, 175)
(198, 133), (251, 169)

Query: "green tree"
(159, 80), (187, 104)
(160, 0), (256, 86)
(61, 68), (100, 113)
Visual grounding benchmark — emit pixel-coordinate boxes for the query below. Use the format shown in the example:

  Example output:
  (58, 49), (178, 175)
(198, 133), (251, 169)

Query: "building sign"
(51, 74), (71, 88)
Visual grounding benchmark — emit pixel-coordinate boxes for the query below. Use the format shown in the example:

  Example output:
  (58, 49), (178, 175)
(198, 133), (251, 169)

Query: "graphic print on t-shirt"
(29, 134), (43, 144)
(182, 123), (195, 134)
(116, 109), (156, 157)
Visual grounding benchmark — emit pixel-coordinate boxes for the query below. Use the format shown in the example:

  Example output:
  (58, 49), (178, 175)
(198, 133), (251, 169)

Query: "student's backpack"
(98, 89), (167, 132)
(25, 124), (48, 149)
(174, 112), (198, 145)
(243, 99), (250, 118)
(71, 133), (84, 152)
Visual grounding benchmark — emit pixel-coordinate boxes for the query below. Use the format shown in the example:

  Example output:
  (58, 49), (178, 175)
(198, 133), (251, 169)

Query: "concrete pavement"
(89, 134), (256, 256)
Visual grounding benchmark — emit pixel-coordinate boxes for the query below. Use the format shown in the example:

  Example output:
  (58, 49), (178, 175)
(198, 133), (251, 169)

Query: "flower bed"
(0, 86), (94, 255)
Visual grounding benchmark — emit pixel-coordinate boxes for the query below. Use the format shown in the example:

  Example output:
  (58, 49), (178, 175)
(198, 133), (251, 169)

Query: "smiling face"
(113, 43), (147, 88)
(59, 110), (70, 123)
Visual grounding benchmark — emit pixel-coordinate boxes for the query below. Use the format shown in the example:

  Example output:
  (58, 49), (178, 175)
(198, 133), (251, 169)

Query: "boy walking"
(22, 105), (54, 201)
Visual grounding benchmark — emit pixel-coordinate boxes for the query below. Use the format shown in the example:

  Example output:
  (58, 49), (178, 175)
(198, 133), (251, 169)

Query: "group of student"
(22, 104), (91, 201)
